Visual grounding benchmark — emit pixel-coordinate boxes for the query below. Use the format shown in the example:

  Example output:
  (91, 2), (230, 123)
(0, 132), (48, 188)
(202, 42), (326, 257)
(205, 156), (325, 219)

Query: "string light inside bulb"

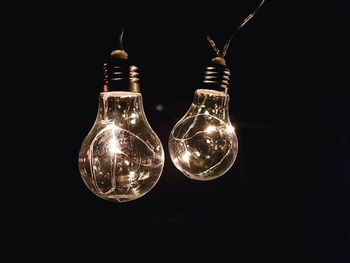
(78, 29), (164, 202)
(205, 125), (216, 133)
(168, 0), (265, 180)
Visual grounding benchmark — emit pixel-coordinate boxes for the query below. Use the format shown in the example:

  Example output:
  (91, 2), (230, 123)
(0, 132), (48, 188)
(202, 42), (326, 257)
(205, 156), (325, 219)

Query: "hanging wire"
(117, 26), (124, 50)
(222, 0), (266, 57)
(196, 17), (221, 56)
(197, 0), (266, 58)
(116, 8), (125, 51)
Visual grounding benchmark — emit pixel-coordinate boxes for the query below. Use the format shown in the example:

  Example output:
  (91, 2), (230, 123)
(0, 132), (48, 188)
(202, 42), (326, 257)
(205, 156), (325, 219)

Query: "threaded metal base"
(202, 63), (230, 93)
(103, 57), (140, 92)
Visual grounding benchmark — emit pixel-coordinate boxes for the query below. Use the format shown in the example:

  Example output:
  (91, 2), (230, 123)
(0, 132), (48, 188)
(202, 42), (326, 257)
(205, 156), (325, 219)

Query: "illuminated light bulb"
(169, 57), (238, 180)
(79, 48), (164, 202)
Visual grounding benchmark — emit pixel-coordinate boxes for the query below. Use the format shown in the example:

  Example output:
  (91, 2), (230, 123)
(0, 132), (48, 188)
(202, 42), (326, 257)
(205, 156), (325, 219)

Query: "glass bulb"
(169, 73), (238, 180)
(79, 91), (164, 202)
(79, 46), (164, 202)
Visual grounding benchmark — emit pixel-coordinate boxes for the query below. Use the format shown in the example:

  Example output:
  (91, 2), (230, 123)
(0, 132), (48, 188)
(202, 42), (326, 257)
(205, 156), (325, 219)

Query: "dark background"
(14, 1), (349, 261)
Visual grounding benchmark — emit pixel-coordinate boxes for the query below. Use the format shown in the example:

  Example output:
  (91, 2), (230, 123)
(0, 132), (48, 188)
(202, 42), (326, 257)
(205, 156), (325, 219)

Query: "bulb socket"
(202, 60), (230, 93)
(103, 56), (140, 92)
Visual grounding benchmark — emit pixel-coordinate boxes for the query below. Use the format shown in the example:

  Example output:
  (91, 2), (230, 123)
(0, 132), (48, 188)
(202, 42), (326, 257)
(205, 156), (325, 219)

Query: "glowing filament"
(226, 125), (235, 133)
(108, 138), (120, 154)
(182, 151), (191, 163)
(205, 125), (216, 133)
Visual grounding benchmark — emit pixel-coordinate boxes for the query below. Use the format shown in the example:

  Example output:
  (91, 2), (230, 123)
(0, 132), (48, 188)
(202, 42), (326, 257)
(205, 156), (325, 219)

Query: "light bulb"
(79, 50), (164, 202)
(169, 58), (238, 180)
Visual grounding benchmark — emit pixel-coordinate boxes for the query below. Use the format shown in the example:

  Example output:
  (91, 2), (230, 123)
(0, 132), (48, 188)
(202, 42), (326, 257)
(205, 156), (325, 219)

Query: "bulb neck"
(103, 56), (140, 93)
(202, 60), (230, 93)
(98, 92), (143, 123)
(192, 89), (230, 121)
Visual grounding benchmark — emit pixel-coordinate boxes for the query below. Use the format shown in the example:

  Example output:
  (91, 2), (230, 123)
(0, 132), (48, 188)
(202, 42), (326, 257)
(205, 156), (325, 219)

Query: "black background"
(12, 1), (349, 261)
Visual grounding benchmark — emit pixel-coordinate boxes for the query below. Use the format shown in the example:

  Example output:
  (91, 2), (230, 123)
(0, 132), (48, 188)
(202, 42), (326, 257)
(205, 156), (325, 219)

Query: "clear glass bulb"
(79, 91), (164, 202)
(169, 88), (238, 180)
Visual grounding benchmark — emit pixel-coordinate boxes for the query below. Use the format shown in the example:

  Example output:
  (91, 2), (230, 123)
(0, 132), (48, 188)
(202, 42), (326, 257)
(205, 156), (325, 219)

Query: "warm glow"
(168, 89), (239, 181)
(78, 53), (165, 203)
(205, 125), (216, 133)
(128, 171), (136, 181)
(130, 112), (138, 124)
(182, 151), (191, 163)
(108, 138), (121, 154)
(226, 125), (235, 133)
(105, 124), (121, 154)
